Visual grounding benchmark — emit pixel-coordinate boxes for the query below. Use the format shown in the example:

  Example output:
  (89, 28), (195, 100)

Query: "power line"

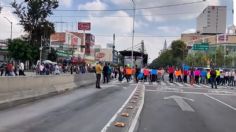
(94, 34), (180, 38)
(51, 11), (200, 18)
(53, 0), (205, 12)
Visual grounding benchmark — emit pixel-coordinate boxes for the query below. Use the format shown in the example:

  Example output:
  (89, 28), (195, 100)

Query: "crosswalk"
(110, 79), (236, 90)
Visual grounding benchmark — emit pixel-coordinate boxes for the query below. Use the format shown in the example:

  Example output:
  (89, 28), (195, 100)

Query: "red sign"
(96, 53), (105, 59)
(78, 22), (91, 30)
(218, 34), (228, 42)
(71, 36), (78, 46)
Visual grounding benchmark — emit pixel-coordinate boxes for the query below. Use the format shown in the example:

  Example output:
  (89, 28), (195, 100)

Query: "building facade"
(197, 6), (226, 34)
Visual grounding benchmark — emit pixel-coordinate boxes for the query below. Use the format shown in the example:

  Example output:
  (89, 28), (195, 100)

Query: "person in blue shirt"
(200, 69), (207, 84)
(151, 69), (157, 82)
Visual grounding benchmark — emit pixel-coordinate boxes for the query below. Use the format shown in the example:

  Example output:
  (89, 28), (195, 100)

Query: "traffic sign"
(78, 22), (91, 30)
(192, 42), (209, 51)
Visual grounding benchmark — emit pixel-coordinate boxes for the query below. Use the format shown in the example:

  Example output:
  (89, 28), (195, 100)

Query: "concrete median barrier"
(0, 73), (96, 109)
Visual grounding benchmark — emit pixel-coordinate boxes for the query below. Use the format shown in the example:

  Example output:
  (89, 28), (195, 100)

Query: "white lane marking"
(166, 81), (174, 86)
(100, 85), (117, 88)
(129, 80), (134, 84)
(185, 83), (193, 87)
(144, 82), (149, 85)
(122, 80), (126, 83)
(193, 84), (201, 88)
(164, 95), (195, 112)
(146, 90), (236, 96)
(153, 82), (158, 86)
(204, 94), (236, 111)
(101, 84), (139, 132)
(160, 81), (166, 86)
(175, 82), (184, 87)
(201, 84), (210, 88)
(129, 85), (145, 132)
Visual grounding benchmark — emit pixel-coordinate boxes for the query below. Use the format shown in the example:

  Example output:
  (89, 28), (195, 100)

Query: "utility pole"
(131, 0), (135, 68)
(141, 40), (144, 68)
(4, 17), (13, 40)
(113, 33), (115, 64)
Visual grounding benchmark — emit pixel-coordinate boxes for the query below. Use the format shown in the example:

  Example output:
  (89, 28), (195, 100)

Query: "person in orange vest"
(177, 68), (182, 82)
(125, 65), (132, 82)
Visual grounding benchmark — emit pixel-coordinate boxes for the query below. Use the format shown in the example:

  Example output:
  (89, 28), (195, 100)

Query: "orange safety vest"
(126, 68), (132, 75)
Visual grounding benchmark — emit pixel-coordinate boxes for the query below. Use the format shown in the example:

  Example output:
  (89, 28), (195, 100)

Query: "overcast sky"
(0, 0), (233, 61)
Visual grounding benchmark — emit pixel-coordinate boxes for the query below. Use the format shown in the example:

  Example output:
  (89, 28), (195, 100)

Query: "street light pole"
(131, 0), (135, 68)
(4, 17), (13, 40)
(40, 36), (43, 64)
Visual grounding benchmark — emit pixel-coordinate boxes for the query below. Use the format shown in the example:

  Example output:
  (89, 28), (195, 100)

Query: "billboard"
(78, 22), (91, 30)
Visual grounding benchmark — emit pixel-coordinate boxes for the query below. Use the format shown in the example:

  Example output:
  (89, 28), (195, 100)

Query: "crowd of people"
(95, 62), (236, 89)
(34, 63), (88, 75)
(0, 61), (91, 76)
(0, 62), (25, 76)
(95, 62), (166, 89)
(167, 66), (236, 89)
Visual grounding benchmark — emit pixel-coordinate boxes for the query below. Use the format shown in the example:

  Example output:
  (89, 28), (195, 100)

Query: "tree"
(149, 40), (188, 68)
(8, 39), (37, 62)
(149, 50), (174, 68)
(48, 48), (58, 62)
(171, 40), (187, 61)
(11, 0), (58, 61)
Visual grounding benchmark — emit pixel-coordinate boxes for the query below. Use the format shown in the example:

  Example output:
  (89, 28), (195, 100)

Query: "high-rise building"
(197, 6), (226, 34)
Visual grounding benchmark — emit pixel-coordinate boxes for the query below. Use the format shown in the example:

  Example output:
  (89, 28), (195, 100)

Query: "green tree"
(149, 50), (174, 68)
(8, 39), (36, 62)
(11, 0), (58, 61)
(149, 40), (188, 68)
(47, 48), (58, 62)
(171, 40), (187, 61)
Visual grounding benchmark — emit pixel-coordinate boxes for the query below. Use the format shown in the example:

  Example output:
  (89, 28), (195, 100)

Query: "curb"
(102, 83), (145, 132)
(128, 84), (145, 132)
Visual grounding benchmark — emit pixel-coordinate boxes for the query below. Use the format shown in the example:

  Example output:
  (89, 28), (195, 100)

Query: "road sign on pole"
(192, 42), (209, 51)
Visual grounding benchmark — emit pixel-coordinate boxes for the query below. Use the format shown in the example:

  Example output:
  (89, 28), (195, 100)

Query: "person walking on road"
(135, 65), (140, 83)
(19, 62), (25, 76)
(168, 66), (174, 83)
(95, 62), (102, 89)
(183, 69), (188, 83)
(103, 63), (109, 83)
(210, 68), (217, 89)
(160, 67), (165, 81)
(200, 69), (207, 84)
(194, 68), (200, 84)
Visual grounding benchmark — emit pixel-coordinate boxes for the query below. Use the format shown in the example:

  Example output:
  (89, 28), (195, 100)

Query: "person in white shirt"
(230, 70), (235, 86)
(54, 64), (60, 75)
(220, 71), (225, 85)
(225, 71), (229, 85)
(19, 62), (25, 76)
(40, 64), (44, 75)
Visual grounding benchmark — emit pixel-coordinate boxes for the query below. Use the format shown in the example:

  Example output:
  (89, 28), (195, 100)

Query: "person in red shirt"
(183, 70), (188, 83)
(143, 67), (150, 82)
(168, 66), (174, 83)
(6, 62), (13, 76)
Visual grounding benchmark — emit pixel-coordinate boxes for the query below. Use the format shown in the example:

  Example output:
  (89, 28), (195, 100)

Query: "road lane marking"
(204, 94), (236, 111)
(174, 82), (184, 87)
(146, 90), (236, 96)
(129, 85), (145, 132)
(184, 83), (193, 87)
(193, 84), (201, 88)
(160, 81), (166, 86)
(101, 84), (139, 132)
(164, 95), (195, 112)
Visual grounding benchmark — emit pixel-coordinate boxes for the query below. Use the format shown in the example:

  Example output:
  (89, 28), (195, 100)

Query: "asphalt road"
(138, 81), (236, 132)
(1, 78), (236, 132)
(0, 80), (136, 132)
